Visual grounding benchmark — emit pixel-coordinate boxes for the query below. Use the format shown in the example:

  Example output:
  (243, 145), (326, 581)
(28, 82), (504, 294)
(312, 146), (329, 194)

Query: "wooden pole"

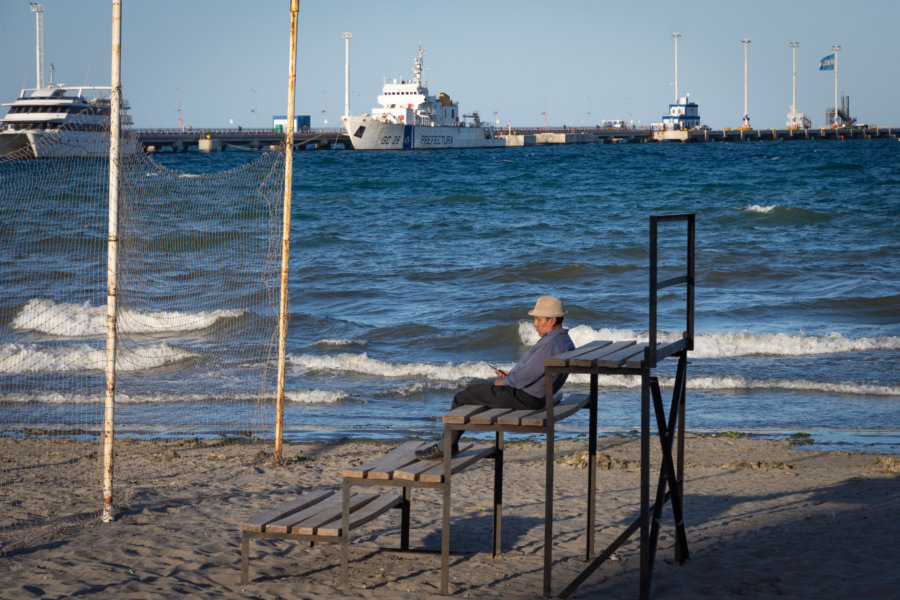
(274, 0), (299, 466)
(102, 0), (123, 523)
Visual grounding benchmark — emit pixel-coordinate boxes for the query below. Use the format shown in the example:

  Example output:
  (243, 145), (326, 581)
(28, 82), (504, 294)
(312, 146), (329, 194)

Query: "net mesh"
(0, 114), (285, 551)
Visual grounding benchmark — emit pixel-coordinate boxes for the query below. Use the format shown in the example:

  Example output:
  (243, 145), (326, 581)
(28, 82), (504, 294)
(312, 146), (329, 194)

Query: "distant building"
(272, 115), (311, 132)
(662, 95), (701, 130)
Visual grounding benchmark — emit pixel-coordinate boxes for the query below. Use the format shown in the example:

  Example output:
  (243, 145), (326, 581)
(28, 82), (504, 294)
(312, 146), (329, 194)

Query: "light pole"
(672, 32), (682, 102)
(742, 39), (751, 128)
(175, 87), (183, 132)
(832, 45), (841, 126)
(586, 96), (592, 127)
(30, 3), (45, 89)
(321, 91), (327, 127)
(789, 42), (799, 124)
(342, 32), (352, 117)
(250, 88), (258, 130)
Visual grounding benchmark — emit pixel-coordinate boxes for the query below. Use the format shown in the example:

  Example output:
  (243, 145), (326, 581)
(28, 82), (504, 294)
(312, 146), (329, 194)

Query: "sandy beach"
(1, 434), (897, 599)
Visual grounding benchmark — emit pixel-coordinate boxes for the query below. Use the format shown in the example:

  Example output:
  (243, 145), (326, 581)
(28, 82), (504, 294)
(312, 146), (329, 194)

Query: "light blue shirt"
(504, 327), (575, 398)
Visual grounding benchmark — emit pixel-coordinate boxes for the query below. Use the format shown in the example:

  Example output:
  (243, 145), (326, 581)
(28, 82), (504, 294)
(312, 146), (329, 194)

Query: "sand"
(1, 434), (897, 599)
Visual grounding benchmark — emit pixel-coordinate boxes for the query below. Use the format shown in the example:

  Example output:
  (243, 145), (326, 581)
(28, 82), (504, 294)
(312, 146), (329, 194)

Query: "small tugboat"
(341, 45), (504, 150)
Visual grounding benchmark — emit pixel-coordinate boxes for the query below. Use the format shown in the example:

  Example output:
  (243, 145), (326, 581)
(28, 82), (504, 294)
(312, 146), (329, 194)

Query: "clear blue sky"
(2, 0), (897, 130)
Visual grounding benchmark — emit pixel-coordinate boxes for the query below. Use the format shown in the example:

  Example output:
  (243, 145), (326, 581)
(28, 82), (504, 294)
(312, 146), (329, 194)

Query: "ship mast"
(413, 44), (424, 88)
(30, 2), (45, 89)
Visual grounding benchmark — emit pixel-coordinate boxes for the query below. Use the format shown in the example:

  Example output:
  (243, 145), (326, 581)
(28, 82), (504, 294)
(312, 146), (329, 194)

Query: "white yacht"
(0, 4), (132, 159)
(341, 45), (504, 150)
(0, 84), (133, 158)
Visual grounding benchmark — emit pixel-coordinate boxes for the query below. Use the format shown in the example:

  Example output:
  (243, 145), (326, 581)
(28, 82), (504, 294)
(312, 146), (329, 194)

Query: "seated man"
(415, 296), (575, 460)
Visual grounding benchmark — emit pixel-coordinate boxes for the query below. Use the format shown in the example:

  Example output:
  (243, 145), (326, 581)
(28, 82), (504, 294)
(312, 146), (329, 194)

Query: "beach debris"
(560, 450), (630, 470)
(869, 456), (899, 474)
(786, 432), (814, 446)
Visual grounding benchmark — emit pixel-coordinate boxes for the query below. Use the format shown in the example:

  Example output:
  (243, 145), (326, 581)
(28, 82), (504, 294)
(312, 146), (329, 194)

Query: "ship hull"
(342, 116), (504, 150)
(0, 129), (139, 159)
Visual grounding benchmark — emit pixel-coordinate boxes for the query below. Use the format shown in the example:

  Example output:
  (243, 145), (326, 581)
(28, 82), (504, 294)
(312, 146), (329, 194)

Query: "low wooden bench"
(240, 488), (401, 585)
(339, 439), (499, 587)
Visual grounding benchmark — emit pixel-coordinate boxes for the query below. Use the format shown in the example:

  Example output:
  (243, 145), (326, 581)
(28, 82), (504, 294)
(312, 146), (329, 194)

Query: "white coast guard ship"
(341, 46), (504, 150)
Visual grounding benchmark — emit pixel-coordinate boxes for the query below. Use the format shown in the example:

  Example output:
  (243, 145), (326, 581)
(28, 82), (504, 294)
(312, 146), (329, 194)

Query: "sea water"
(2, 139), (898, 452)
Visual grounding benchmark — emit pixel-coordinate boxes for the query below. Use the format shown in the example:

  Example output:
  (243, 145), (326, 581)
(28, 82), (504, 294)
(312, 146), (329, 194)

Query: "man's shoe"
(414, 443), (458, 460)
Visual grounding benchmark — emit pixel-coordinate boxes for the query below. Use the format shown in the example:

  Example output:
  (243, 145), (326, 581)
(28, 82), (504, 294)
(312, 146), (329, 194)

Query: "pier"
(134, 125), (899, 152)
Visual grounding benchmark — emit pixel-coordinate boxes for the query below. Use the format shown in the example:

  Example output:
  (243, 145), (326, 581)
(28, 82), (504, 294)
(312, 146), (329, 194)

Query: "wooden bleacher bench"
(443, 395), (589, 430)
(240, 488), (401, 584)
(342, 439), (497, 484)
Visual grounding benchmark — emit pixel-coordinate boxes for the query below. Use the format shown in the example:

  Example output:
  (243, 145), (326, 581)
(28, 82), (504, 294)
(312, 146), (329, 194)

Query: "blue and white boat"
(341, 45), (504, 150)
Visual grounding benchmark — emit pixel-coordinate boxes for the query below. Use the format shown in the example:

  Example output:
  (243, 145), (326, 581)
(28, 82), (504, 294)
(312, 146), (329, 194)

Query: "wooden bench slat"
(265, 493), (346, 534)
(566, 341), (637, 368)
(341, 440), (425, 479)
(468, 407), (515, 424)
(241, 489), (335, 533)
(544, 340), (613, 366)
(442, 404), (488, 424)
(593, 342), (647, 368)
(392, 442), (477, 481)
(520, 396), (589, 427)
(316, 492), (402, 537)
(496, 408), (542, 426)
(418, 444), (497, 483)
(291, 492), (380, 536)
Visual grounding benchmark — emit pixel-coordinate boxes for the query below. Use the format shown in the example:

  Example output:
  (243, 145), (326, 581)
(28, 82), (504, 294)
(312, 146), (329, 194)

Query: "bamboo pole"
(274, 0), (299, 466)
(102, 0), (123, 523)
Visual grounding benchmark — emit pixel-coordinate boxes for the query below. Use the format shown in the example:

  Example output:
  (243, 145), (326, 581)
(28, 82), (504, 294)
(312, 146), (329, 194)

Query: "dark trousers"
(448, 381), (544, 447)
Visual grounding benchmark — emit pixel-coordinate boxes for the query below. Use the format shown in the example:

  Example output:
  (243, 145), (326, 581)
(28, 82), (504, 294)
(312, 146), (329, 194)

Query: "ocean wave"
(312, 338), (367, 348)
(288, 352), (503, 381)
(10, 298), (244, 337)
(284, 389), (350, 404)
(0, 342), (197, 374)
(744, 204), (776, 213)
(533, 324), (900, 359)
(561, 373), (900, 396)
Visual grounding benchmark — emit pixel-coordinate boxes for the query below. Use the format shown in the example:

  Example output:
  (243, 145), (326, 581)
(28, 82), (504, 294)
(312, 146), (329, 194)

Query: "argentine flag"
(819, 54), (835, 71)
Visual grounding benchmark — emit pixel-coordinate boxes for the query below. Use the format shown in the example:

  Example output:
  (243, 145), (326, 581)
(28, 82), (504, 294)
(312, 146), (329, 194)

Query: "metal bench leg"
(240, 531), (251, 585)
(492, 431), (504, 558)
(401, 485), (410, 551)
(543, 427), (555, 598)
(441, 427), (453, 594)
(341, 479), (350, 589)
(587, 372), (598, 561)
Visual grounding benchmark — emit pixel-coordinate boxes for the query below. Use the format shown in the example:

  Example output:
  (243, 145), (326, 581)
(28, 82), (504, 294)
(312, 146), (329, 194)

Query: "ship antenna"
(414, 44), (424, 87)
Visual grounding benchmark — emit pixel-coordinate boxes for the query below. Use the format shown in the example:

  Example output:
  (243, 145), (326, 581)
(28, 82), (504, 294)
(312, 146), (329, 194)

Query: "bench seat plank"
(442, 404), (488, 424)
(544, 340), (613, 367)
(241, 489), (335, 533)
(317, 493), (402, 537)
(468, 407), (515, 424)
(341, 440), (425, 479)
(566, 341), (637, 368)
(265, 493), (346, 534)
(291, 492), (380, 536)
(520, 396), (589, 427)
(392, 442), (478, 481)
(417, 444), (497, 483)
(496, 409), (542, 426)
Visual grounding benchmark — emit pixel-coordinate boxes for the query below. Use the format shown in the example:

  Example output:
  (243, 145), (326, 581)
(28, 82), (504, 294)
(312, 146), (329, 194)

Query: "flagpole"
(832, 45), (841, 126)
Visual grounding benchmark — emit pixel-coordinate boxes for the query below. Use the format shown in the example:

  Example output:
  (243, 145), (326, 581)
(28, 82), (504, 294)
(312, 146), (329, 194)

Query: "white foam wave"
(288, 352), (504, 381)
(562, 373), (900, 396)
(11, 298), (244, 337)
(744, 204), (776, 213)
(552, 324), (900, 359)
(0, 342), (197, 374)
(313, 338), (366, 348)
(284, 389), (349, 404)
